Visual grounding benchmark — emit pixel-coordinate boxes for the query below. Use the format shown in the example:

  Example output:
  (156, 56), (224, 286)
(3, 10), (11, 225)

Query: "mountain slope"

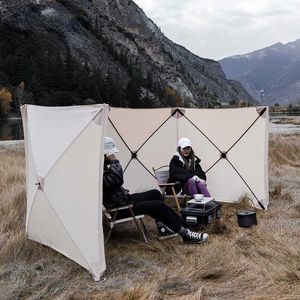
(219, 40), (300, 105)
(0, 0), (253, 108)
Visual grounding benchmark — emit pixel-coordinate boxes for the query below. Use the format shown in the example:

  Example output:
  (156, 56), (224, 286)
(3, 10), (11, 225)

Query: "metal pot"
(236, 210), (257, 227)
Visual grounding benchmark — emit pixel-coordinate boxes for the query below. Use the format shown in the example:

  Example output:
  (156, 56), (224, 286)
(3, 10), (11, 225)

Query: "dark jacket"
(168, 152), (206, 194)
(103, 159), (131, 209)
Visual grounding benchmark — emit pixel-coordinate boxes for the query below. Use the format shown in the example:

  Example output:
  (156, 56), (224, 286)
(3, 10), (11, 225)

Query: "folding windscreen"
(21, 104), (109, 281)
(107, 107), (269, 209)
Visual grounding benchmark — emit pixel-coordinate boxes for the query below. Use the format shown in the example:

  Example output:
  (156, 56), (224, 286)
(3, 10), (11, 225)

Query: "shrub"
(0, 87), (13, 118)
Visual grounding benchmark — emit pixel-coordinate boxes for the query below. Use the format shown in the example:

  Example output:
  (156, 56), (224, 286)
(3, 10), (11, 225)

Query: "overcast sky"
(134, 0), (300, 60)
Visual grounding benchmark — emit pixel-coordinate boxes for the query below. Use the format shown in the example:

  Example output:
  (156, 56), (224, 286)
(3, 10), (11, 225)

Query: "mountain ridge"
(219, 39), (300, 105)
(0, 0), (253, 109)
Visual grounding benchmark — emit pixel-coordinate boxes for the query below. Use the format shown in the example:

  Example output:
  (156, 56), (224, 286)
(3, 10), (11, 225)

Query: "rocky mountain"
(219, 40), (300, 105)
(0, 0), (253, 109)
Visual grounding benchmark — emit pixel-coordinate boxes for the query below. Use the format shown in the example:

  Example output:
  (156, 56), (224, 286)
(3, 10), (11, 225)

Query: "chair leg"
(105, 226), (113, 246)
(104, 210), (119, 246)
(171, 186), (181, 213)
(140, 218), (158, 240)
(128, 207), (148, 243)
(140, 218), (147, 231)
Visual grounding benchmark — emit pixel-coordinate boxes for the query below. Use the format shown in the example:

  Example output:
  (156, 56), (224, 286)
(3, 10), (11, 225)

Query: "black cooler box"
(181, 201), (222, 228)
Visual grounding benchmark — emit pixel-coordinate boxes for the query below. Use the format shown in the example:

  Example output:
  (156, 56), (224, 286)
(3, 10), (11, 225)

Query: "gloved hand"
(192, 175), (200, 182)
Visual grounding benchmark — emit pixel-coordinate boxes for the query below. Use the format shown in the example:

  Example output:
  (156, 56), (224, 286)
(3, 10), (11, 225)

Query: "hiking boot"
(182, 229), (209, 244)
(157, 224), (178, 240)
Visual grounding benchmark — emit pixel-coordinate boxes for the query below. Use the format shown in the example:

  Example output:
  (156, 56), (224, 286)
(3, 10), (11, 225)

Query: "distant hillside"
(0, 0), (253, 111)
(219, 40), (300, 105)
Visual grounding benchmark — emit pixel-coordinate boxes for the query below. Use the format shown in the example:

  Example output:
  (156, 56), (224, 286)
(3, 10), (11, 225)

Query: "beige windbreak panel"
(107, 107), (269, 210)
(21, 104), (109, 281)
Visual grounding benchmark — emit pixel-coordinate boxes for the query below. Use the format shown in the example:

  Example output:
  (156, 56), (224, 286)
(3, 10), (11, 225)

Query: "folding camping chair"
(103, 204), (148, 245)
(152, 165), (188, 212)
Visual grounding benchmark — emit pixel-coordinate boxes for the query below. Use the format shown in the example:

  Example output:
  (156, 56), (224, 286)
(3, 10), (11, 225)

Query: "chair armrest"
(158, 183), (175, 187)
(106, 204), (134, 213)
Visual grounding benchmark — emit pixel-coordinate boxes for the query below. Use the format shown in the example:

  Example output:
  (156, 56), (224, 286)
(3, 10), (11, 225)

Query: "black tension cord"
(226, 159), (266, 210)
(221, 107), (267, 210)
(134, 114), (175, 177)
(123, 152), (152, 176)
(108, 118), (133, 171)
(109, 114), (174, 174)
(182, 114), (222, 153)
(133, 108), (187, 176)
(136, 114), (174, 153)
(181, 113), (224, 173)
(226, 107), (267, 154)
(183, 107), (267, 172)
(136, 157), (157, 178)
(131, 108), (192, 177)
(205, 157), (223, 173)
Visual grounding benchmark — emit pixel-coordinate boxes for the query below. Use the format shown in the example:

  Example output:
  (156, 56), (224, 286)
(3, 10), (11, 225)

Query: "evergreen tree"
(28, 76), (42, 104)
(126, 78), (143, 108)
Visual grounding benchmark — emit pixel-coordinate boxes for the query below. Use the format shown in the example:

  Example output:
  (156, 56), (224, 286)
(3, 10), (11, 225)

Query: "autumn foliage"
(0, 87), (12, 118)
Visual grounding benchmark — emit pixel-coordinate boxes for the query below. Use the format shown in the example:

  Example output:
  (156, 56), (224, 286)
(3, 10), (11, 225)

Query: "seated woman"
(103, 137), (208, 244)
(169, 137), (211, 198)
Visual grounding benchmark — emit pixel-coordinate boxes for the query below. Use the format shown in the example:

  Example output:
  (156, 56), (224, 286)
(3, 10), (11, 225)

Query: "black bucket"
(236, 210), (257, 227)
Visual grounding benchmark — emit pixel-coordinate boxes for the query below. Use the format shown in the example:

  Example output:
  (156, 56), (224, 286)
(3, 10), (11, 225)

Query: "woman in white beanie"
(103, 137), (208, 244)
(168, 137), (211, 198)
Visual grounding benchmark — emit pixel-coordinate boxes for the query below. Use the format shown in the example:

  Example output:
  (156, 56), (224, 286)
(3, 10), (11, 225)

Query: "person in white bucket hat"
(168, 137), (211, 198)
(102, 137), (208, 244)
(104, 137), (119, 156)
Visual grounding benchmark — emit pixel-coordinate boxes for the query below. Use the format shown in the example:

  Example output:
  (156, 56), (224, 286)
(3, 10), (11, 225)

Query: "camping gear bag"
(181, 201), (222, 227)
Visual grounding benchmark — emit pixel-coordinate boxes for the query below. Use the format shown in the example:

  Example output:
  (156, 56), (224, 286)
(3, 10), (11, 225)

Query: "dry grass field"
(0, 134), (299, 300)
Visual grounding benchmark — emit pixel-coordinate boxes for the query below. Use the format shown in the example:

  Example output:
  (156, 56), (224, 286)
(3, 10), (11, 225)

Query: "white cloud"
(134, 0), (300, 60)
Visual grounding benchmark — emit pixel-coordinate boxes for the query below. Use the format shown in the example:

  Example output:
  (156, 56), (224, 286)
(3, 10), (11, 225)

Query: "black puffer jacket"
(168, 152), (206, 194)
(103, 159), (131, 209)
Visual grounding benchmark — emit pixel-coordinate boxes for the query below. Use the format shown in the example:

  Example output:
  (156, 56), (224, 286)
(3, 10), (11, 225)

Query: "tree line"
(0, 21), (194, 118)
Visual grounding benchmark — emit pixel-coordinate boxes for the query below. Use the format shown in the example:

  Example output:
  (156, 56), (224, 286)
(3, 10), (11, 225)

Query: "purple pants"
(184, 178), (211, 197)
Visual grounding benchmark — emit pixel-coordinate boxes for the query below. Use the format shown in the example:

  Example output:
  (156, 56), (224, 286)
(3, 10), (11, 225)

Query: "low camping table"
(181, 197), (222, 227)
(187, 197), (215, 210)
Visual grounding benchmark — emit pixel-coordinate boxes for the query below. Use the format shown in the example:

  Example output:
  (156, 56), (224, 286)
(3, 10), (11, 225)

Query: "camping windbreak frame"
(107, 106), (269, 210)
(21, 105), (268, 280)
(21, 104), (109, 281)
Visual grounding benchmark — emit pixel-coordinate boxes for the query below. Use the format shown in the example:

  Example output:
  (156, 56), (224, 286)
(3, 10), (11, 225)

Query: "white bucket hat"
(178, 137), (192, 149)
(104, 137), (119, 155)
